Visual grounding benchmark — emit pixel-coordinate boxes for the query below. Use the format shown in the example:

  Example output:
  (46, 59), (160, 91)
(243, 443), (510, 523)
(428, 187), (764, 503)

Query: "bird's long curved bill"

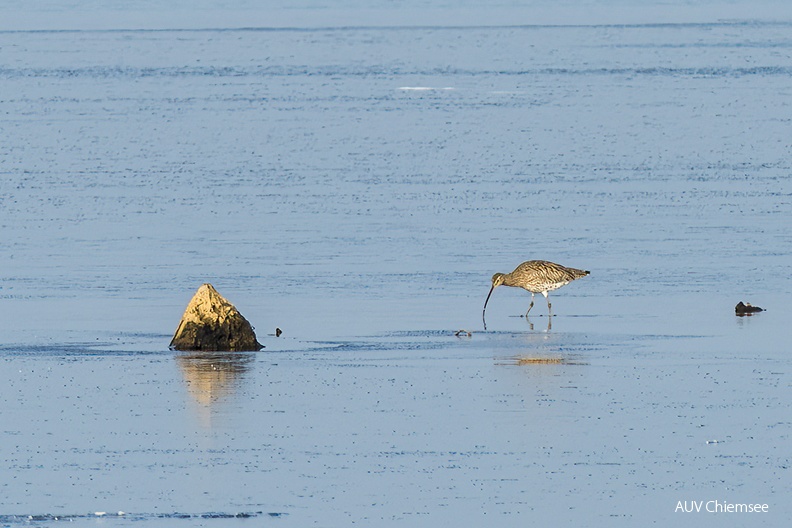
(482, 285), (495, 318)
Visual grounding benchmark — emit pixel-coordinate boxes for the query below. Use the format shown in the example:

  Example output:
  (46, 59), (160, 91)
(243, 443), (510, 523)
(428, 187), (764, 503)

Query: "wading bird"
(483, 260), (590, 321)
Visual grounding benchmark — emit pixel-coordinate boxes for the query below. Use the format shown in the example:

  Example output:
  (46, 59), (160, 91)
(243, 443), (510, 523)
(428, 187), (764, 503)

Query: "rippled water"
(1, 3), (791, 526)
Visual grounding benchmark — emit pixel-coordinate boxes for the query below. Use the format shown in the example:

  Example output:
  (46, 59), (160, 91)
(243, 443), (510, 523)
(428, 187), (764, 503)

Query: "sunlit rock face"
(170, 283), (263, 351)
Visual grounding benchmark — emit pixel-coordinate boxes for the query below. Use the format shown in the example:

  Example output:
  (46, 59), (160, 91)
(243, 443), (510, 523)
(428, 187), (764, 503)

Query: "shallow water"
(1, 2), (792, 526)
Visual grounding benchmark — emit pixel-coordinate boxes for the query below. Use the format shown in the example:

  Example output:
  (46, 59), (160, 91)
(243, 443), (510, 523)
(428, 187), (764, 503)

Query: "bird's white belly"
(531, 281), (569, 293)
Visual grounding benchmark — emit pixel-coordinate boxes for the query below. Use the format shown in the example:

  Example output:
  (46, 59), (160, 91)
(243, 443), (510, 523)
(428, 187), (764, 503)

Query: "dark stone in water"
(169, 283), (263, 351)
(735, 301), (763, 315)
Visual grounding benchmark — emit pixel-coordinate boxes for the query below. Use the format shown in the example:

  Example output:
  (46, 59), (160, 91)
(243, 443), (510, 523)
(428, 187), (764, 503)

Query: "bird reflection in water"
(176, 352), (254, 427)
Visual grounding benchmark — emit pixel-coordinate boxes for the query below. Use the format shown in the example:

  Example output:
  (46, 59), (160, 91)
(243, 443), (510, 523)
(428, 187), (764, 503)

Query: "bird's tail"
(570, 268), (590, 279)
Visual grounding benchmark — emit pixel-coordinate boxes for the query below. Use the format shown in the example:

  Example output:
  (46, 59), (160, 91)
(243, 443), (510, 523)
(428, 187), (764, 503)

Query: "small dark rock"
(735, 301), (763, 316)
(275, 328), (283, 337)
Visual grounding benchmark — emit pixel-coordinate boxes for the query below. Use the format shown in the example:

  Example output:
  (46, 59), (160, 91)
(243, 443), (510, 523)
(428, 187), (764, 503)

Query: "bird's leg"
(525, 293), (535, 317)
(542, 291), (552, 317)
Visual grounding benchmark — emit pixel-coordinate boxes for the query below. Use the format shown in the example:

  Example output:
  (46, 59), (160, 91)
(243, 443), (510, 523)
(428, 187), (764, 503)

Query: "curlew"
(482, 260), (590, 320)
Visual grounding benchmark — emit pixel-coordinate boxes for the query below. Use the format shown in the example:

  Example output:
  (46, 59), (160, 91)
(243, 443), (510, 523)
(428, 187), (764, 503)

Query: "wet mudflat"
(2, 2), (792, 526)
(2, 308), (790, 527)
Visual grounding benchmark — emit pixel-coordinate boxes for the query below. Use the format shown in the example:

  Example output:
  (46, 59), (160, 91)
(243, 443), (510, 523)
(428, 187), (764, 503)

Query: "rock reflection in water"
(176, 352), (254, 426)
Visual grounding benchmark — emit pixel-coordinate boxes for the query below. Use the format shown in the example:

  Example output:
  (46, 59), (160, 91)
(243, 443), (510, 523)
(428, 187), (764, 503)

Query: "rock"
(735, 301), (763, 315)
(169, 284), (263, 351)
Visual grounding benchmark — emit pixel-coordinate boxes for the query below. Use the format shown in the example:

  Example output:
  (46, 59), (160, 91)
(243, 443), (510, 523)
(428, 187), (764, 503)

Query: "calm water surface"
(1, 2), (791, 526)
